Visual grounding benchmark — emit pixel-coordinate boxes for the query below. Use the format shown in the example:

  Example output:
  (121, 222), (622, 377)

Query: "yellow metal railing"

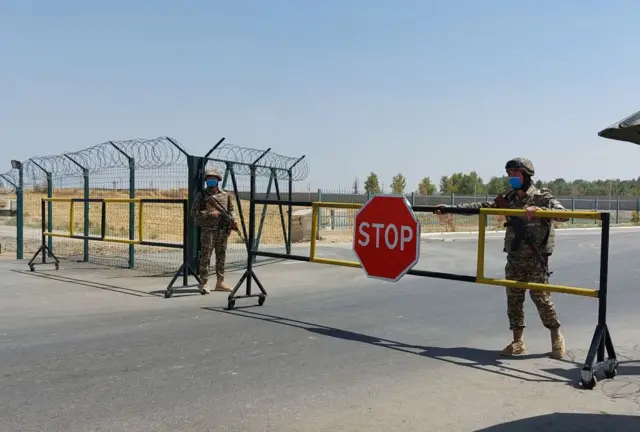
(310, 202), (363, 269)
(307, 202), (604, 298)
(475, 208), (602, 298)
(43, 197), (145, 245)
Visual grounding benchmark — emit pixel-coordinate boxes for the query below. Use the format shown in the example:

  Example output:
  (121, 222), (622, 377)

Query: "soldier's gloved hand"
(434, 204), (447, 215)
(211, 210), (220, 217)
(524, 206), (539, 220)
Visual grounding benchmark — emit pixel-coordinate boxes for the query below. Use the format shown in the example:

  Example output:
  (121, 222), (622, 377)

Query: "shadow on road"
(475, 412), (640, 431)
(12, 269), (167, 298)
(204, 307), (580, 385)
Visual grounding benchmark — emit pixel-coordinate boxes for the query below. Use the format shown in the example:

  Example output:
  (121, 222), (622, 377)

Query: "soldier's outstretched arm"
(454, 197), (498, 209)
(538, 189), (570, 222)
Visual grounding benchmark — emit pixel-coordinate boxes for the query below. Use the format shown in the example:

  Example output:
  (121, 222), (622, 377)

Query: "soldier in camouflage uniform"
(438, 158), (569, 359)
(190, 167), (235, 294)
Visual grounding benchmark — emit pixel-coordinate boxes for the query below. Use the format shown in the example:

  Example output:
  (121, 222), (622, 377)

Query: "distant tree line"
(351, 172), (640, 196)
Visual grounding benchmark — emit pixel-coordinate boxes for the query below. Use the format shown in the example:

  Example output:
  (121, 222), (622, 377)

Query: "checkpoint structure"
(239, 183), (618, 390)
(10, 130), (627, 392)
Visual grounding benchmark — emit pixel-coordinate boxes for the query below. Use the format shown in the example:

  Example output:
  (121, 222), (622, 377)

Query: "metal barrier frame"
(231, 197), (617, 390)
(27, 197), (202, 297)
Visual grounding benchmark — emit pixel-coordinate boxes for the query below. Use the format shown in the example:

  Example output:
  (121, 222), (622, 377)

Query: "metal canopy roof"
(598, 110), (640, 145)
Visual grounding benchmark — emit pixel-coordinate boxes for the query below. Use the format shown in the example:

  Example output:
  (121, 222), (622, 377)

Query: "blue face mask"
(508, 176), (522, 189)
(205, 179), (218, 188)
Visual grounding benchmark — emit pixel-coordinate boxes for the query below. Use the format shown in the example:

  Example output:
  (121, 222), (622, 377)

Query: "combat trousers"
(504, 252), (561, 331)
(199, 227), (228, 284)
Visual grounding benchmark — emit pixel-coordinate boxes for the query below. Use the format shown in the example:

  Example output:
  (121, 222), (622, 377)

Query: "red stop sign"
(353, 195), (421, 282)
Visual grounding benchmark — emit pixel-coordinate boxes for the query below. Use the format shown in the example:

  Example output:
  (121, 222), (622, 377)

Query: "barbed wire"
(22, 137), (188, 179)
(6, 136), (308, 182)
(206, 143), (309, 181)
(0, 168), (19, 189)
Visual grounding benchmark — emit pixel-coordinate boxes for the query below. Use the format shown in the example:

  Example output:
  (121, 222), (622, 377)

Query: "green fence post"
(64, 154), (89, 262)
(6, 161), (24, 259)
(28, 160), (53, 256)
(286, 156), (305, 255)
(571, 197), (575, 225)
(128, 158), (135, 267)
(82, 168), (89, 261)
(109, 142), (136, 268)
(16, 161), (24, 260)
(595, 197), (599, 225)
(187, 155), (202, 271)
(46, 172), (53, 254)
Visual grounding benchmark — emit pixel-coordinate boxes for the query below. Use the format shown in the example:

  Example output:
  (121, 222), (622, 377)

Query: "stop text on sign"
(357, 222), (414, 251)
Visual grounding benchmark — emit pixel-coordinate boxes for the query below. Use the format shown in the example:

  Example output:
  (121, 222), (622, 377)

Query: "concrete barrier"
(290, 209), (314, 243)
(0, 198), (17, 217)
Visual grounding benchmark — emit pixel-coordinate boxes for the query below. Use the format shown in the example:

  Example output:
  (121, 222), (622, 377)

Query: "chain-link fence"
(0, 137), (309, 275)
(203, 144), (307, 268)
(308, 190), (640, 236)
(0, 169), (19, 253)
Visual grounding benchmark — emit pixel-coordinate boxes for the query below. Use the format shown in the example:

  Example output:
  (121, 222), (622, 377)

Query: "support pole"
(16, 163), (24, 260)
(271, 168), (288, 259)
(580, 212), (617, 389)
(163, 199), (202, 298)
(26, 198), (60, 271)
(186, 155), (202, 271)
(226, 149), (270, 310)
(64, 154), (89, 262)
(255, 171), (274, 255)
(203, 137), (226, 159)
(29, 160), (54, 257)
(110, 142), (136, 268)
(286, 155), (305, 255)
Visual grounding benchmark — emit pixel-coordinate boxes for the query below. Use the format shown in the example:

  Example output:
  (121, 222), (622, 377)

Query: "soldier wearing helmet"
(190, 167), (235, 294)
(437, 157), (570, 359)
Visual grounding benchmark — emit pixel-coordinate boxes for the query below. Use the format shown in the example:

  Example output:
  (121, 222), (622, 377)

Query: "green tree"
(439, 175), (455, 194)
(417, 176), (436, 195)
(390, 173), (407, 194)
(364, 172), (381, 194)
(486, 176), (510, 194)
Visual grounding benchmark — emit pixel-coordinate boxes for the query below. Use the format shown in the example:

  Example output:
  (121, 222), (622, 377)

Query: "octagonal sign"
(353, 194), (421, 282)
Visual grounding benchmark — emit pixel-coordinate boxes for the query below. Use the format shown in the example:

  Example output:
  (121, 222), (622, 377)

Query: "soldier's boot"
(550, 328), (565, 359)
(501, 329), (526, 356)
(215, 276), (232, 292)
(199, 278), (211, 294)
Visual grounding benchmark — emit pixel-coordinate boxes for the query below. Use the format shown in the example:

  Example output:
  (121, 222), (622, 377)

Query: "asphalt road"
(2, 230), (640, 431)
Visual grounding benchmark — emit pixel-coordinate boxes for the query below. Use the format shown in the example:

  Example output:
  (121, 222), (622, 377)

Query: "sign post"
(352, 195), (421, 282)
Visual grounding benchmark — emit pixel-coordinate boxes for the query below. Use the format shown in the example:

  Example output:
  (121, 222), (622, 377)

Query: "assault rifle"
(494, 194), (552, 277)
(210, 194), (245, 243)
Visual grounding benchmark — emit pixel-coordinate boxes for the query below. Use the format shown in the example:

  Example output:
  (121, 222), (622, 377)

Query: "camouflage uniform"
(453, 158), (569, 359)
(190, 168), (235, 294)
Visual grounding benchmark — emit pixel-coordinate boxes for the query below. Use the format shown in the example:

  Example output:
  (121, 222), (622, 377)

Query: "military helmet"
(203, 167), (223, 180)
(505, 157), (535, 176)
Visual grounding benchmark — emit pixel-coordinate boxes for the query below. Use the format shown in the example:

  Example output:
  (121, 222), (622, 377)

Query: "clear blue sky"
(2, 0), (640, 191)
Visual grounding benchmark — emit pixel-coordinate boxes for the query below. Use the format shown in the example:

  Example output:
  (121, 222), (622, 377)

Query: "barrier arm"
(475, 207), (617, 389)
(241, 198), (618, 389)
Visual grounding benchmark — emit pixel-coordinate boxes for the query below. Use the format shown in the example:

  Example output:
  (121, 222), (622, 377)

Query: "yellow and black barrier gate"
(27, 197), (203, 297)
(229, 190), (616, 390)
